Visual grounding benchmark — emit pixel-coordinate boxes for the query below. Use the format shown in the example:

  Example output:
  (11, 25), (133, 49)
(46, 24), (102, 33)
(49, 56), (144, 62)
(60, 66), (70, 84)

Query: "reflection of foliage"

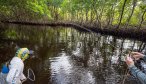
(5, 29), (18, 39)
(3, 26), (73, 46)
(1, 25), (146, 83)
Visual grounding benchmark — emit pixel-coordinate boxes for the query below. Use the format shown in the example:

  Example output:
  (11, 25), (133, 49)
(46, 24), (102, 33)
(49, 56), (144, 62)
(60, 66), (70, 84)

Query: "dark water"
(0, 24), (145, 84)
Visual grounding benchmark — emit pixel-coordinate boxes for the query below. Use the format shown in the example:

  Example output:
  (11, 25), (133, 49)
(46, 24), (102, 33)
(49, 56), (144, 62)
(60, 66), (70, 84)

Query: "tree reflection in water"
(0, 25), (145, 84)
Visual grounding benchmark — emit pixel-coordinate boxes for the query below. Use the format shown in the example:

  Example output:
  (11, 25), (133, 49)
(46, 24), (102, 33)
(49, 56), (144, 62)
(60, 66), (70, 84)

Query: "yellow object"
(15, 48), (30, 61)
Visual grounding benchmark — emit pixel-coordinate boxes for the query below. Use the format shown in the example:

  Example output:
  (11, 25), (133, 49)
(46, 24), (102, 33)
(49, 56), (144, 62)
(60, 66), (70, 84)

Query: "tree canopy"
(0, 0), (146, 29)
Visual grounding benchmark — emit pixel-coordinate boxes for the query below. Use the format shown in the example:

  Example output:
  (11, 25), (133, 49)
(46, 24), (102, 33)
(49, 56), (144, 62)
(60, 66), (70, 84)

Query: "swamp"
(0, 0), (146, 84)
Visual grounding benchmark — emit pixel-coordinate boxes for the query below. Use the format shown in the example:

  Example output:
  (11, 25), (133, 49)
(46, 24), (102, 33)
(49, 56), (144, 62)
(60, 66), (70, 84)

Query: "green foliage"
(0, 0), (146, 27)
(0, 0), (52, 21)
(26, 0), (51, 18)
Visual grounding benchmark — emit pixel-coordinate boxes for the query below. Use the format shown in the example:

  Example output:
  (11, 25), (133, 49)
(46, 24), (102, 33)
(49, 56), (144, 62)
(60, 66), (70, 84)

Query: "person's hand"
(125, 55), (134, 67)
(131, 52), (144, 60)
(21, 79), (27, 83)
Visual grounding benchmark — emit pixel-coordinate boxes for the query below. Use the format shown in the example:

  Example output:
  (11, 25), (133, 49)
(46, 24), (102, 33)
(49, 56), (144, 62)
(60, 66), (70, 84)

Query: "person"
(125, 52), (146, 84)
(5, 48), (34, 84)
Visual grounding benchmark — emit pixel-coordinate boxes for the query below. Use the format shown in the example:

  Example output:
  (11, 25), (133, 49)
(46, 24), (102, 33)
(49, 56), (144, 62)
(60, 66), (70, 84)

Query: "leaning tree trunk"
(117, 0), (127, 29)
(90, 10), (93, 24)
(125, 0), (137, 29)
(107, 3), (114, 27)
(93, 7), (101, 28)
(110, 0), (118, 27)
(137, 9), (146, 30)
(86, 9), (88, 22)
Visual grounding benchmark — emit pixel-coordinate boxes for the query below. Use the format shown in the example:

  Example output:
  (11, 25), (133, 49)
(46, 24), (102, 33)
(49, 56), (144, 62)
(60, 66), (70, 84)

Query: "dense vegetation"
(0, 0), (146, 29)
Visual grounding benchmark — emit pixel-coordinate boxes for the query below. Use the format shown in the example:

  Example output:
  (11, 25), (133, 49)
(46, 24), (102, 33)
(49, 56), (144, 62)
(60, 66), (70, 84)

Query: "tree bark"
(125, 0), (137, 29)
(117, 0), (127, 29)
(138, 9), (146, 30)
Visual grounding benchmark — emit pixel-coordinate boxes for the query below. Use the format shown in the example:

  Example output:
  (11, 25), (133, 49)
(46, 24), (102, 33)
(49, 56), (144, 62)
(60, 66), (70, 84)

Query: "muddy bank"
(1, 20), (146, 41)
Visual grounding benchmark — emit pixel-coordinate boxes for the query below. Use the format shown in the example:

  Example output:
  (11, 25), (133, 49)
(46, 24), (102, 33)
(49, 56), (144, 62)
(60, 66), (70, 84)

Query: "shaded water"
(0, 24), (145, 84)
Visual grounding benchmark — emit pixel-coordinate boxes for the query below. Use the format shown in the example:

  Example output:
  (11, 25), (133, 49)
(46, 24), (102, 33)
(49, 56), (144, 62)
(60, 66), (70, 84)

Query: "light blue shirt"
(129, 56), (146, 84)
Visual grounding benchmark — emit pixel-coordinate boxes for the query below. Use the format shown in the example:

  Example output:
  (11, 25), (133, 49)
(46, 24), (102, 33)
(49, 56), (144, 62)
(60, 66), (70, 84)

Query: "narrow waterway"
(0, 24), (145, 84)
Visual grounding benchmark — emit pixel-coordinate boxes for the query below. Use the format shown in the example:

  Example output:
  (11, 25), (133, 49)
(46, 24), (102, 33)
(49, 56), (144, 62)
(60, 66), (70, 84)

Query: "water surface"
(0, 24), (145, 84)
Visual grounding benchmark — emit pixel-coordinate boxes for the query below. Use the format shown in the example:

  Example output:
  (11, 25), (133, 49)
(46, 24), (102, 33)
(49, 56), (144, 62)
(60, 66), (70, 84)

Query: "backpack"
(0, 64), (9, 84)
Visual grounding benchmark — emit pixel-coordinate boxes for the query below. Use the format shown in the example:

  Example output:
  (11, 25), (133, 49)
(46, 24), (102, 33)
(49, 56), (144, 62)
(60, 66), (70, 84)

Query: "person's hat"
(15, 48), (34, 61)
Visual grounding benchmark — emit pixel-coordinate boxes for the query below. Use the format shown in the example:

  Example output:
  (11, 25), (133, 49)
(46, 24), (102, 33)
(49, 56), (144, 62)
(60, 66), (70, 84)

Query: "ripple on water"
(50, 52), (96, 84)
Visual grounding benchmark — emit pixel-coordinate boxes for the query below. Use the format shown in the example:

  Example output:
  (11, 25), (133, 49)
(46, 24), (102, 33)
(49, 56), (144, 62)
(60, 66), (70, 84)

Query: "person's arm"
(129, 66), (146, 84)
(6, 68), (20, 83)
(131, 52), (145, 61)
(126, 56), (146, 84)
(20, 73), (27, 83)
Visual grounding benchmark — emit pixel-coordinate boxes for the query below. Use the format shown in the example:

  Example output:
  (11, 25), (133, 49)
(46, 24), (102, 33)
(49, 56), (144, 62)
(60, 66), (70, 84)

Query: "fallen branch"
(2, 20), (146, 42)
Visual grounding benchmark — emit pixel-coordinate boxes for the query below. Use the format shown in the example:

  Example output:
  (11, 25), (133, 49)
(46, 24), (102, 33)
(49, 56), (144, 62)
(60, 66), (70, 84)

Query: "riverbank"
(1, 20), (146, 41)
